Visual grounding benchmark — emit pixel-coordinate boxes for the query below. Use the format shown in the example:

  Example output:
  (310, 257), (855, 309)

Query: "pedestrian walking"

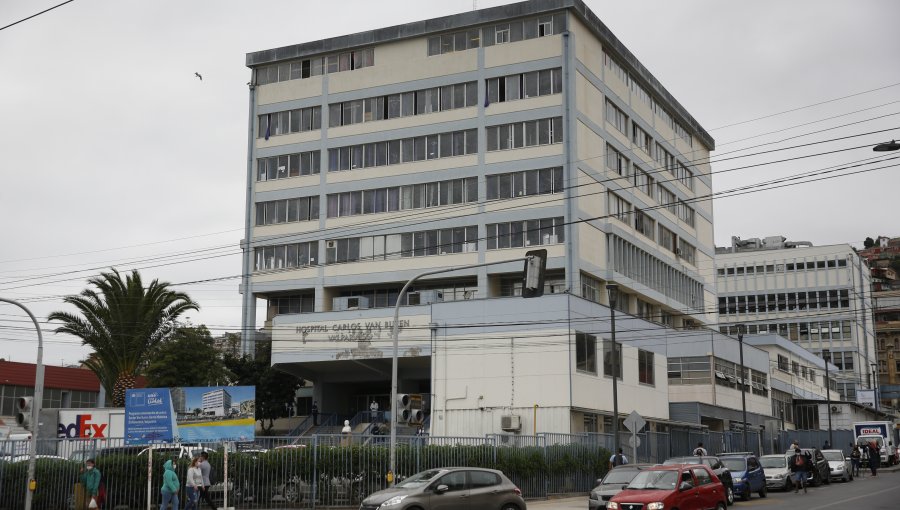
(789, 447), (809, 493)
(185, 456), (204, 510)
(693, 442), (707, 456)
(198, 452), (217, 510)
(312, 401), (319, 426)
(79, 458), (102, 509)
(159, 459), (180, 510)
(370, 400), (379, 421)
(609, 448), (629, 470)
(822, 440), (831, 450)
(850, 445), (861, 477)
(868, 441), (879, 476)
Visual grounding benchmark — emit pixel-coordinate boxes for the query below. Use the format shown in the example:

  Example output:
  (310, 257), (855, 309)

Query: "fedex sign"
(58, 414), (108, 438)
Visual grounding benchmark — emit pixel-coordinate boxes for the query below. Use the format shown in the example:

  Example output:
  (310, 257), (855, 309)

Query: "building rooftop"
(742, 334), (839, 372)
(244, 0), (714, 150)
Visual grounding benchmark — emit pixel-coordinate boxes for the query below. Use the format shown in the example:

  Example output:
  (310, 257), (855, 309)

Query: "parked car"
(760, 454), (792, 491)
(719, 454), (766, 500)
(608, 464), (726, 510)
(359, 467), (526, 510)
(589, 464), (650, 510)
(663, 456), (734, 505)
(822, 449), (852, 482)
(784, 448), (830, 486)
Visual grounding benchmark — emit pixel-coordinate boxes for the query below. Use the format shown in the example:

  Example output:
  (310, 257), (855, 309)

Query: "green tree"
(864, 237), (875, 248)
(48, 269), (199, 406)
(144, 325), (233, 387)
(225, 342), (299, 434)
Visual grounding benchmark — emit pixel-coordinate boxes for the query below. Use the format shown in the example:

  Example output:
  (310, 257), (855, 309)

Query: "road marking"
(810, 483), (900, 509)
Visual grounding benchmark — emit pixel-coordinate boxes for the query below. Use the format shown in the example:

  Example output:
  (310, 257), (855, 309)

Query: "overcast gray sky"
(1, 0), (898, 365)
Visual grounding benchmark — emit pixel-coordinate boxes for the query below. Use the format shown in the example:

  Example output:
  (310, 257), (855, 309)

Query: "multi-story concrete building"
(201, 388), (233, 417)
(716, 236), (877, 403)
(874, 290), (900, 409)
(240, 0), (718, 436)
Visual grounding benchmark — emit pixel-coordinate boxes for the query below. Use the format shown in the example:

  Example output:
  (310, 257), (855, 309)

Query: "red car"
(608, 464), (727, 510)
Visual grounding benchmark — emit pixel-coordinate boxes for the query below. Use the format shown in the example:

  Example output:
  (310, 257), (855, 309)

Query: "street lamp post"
(0, 298), (44, 510)
(870, 362), (879, 412)
(736, 324), (748, 451)
(823, 350), (833, 447)
(606, 284), (620, 459)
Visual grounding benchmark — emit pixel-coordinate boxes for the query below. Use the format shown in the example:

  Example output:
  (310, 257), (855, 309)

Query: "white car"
(759, 454), (792, 491)
(822, 449), (852, 482)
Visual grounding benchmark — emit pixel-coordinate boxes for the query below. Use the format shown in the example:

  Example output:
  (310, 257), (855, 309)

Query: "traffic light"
(396, 394), (411, 423)
(16, 396), (33, 430)
(522, 249), (547, 298)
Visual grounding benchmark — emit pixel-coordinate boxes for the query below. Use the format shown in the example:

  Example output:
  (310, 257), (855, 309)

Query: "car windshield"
(760, 456), (787, 469)
(662, 457), (691, 465)
(397, 469), (443, 488)
(857, 437), (883, 447)
(720, 458), (746, 472)
(627, 470), (678, 490)
(602, 469), (641, 485)
(823, 451), (844, 461)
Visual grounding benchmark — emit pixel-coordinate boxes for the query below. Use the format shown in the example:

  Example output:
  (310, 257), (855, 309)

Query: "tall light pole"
(870, 362), (879, 412)
(606, 284), (620, 458)
(736, 324), (748, 451)
(823, 350), (833, 447)
(0, 298), (44, 510)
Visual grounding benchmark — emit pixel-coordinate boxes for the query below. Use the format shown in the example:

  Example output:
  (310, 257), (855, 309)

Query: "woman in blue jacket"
(160, 459), (180, 510)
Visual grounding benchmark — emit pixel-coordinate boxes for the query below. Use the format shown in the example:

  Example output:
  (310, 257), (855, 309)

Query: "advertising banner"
(856, 389), (876, 407)
(125, 386), (255, 445)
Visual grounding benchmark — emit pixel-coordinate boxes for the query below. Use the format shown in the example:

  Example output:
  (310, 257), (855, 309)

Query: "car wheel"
(501, 505), (521, 510)
(725, 486), (734, 505)
(824, 472), (831, 485)
(716, 502), (726, 510)
(283, 482), (302, 503)
(759, 485), (767, 498)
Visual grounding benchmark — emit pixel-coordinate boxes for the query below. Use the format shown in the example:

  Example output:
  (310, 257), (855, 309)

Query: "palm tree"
(48, 269), (199, 407)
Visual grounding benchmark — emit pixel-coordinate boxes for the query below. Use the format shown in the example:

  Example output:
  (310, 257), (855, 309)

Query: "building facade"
(241, 0), (718, 436)
(716, 236), (877, 403)
(874, 290), (900, 409)
(202, 389), (233, 417)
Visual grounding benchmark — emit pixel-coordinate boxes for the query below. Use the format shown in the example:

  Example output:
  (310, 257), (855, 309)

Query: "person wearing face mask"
(80, 459), (102, 508)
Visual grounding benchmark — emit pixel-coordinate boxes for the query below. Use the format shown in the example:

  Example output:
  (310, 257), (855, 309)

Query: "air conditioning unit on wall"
(501, 415), (521, 432)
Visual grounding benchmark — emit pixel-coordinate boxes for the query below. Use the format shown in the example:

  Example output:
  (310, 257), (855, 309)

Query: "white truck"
(853, 421), (897, 466)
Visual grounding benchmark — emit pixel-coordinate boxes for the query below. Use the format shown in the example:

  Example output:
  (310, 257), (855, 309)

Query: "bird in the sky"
(194, 72), (203, 81)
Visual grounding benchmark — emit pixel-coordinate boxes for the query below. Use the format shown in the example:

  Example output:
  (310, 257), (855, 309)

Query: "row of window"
(486, 167), (565, 200)
(717, 258), (849, 276)
(608, 234), (704, 311)
(718, 320), (854, 342)
(256, 196), (320, 226)
(256, 47), (374, 85)
(325, 178), (478, 218)
(256, 151), (321, 181)
(667, 356), (768, 394)
(607, 144), (695, 218)
(327, 129), (478, 171)
(718, 289), (851, 315)
(602, 50), (692, 146)
(714, 358), (769, 396)
(325, 226), (479, 263)
(575, 333), (657, 384)
(427, 14), (565, 57)
(776, 354), (819, 380)
(254, 241), (319, 270)
(485, 217), (565, 250)
(608, 192), (697, 264)
(258, 107), (322, 138)
(487, 68), (563, 104)
(329, 82), (478, 127)
(486, 117), (564, 151)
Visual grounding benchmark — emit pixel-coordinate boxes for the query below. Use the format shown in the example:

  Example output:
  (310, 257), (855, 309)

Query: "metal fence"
(0, 428), (857, 510)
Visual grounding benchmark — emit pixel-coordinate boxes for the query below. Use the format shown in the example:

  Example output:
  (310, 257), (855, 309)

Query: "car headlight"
(590, 492), (599, 500)
(733, 477), (743, 483)
(378, 495), (408, 508)
(647, 503), (665, 510)
(833, 465), (843, 471)
(607, 503), (619, 510)
(775, 473), (786, 479)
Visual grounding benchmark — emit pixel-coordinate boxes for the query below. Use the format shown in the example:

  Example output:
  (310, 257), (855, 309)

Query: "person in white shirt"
(370, 400), (379, 421)
(185, 456), (204, 510)
(693, 442), (708, 456)
(609, 448), (629, 469)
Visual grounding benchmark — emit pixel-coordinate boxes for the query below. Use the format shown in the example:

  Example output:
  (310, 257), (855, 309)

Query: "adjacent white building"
(202, 389), (233, 417)
(241, 0), (723, 437)
(716, 236), (877, 403)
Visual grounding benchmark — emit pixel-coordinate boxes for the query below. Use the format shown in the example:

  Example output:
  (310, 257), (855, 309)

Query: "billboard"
(856, 389), (876, 407)
(125, 386), (255, 445)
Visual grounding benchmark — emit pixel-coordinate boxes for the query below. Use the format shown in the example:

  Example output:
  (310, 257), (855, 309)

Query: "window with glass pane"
(576, 332), (597, 374)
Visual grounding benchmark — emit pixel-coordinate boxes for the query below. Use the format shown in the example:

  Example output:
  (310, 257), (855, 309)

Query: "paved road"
(528, 465), (900, 509)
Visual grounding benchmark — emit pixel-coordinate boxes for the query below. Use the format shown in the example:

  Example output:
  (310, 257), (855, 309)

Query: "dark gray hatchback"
(359, 467), (526, 510)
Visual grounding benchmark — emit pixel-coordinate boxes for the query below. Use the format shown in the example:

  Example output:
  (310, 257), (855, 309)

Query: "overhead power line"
(0, 0), (75, 32)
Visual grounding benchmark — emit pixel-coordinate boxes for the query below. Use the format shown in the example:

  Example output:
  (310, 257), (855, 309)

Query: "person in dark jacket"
(850, 445), (862, 477)
(79, 458), (102, 508)
(789, 447), (810, 493)
(867, 441), (879, 476)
